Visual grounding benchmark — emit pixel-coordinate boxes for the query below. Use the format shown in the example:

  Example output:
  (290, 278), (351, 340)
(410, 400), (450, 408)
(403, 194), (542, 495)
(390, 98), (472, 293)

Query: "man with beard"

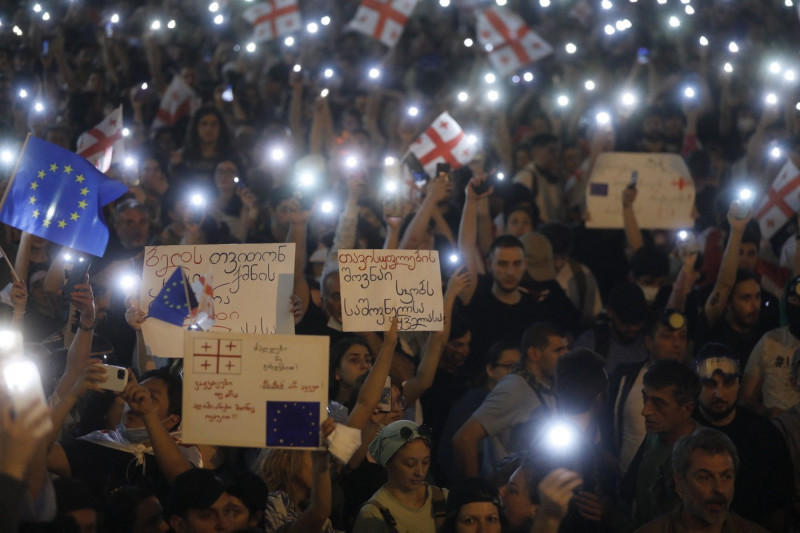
(605, 309), (688, 474)
(635, 428), (768, 533)
(574, 282), (648, 375)
(693, 344), (792, 530)
(741, 275), (800, 419)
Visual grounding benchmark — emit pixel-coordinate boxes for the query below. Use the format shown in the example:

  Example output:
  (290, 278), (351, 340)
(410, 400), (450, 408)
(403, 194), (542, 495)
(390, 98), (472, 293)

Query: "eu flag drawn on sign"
(0, 135), (128, 257)
(148, 266), (198, 326)
(266, 401), (320, 447)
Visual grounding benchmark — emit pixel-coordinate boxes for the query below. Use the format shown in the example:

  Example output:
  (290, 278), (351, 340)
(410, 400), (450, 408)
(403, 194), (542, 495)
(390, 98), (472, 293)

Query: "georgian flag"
(76, 105), (124, 173)
(755, 159), (800, 239)
(242, 0), (301, 43)
(476, 6), (553, 76)
(150, 75), (199, 133)
(345, 0), (419, 48)
(406, 112), (479, 177)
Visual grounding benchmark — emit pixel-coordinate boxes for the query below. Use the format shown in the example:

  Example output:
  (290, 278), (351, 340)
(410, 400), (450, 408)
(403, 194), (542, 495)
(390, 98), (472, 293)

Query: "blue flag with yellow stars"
(148, 266), (198, 326)
(266, 401), (320, 447)
(0, 136), (128, 257)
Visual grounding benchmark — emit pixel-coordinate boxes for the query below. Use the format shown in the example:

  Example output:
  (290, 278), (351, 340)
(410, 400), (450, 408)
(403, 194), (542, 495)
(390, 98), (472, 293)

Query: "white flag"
(242, 0), (301, 43)
(755, 159), (800, 239)
(151, 75), (199, 133)
(345, 0), (419, 48)
(76, 106), (124, 173)
(406, 112), (479, 178)
(476, 6), (553, 75)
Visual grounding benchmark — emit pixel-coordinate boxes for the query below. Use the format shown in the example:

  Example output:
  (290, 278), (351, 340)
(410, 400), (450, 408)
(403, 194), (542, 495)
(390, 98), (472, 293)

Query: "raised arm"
(458, 174), (492, 305)
(399, 176), (452, 250)
(622, 185), (643, 253)
(346, 318), (398, 431)
(285, 418), (335, 533)
(704, 205), (750, 326)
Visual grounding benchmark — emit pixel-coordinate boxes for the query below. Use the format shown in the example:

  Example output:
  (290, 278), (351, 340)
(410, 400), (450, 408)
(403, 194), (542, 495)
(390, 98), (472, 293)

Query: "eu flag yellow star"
(49, 163), (58, 172)
(57, 220), (66, 229)
(63, 165), (72, 174)
(37, 170), (45, 179)
(75, 174), (85, 183)
(78, 200), (88, 209)
(30, 182), (38, 190)
(42, 219), (51, 228)
(28, 196), (36, 205)
(32, 210), (39, 218)
(79, 187), (89, 196)
(70, 212), (79, 221)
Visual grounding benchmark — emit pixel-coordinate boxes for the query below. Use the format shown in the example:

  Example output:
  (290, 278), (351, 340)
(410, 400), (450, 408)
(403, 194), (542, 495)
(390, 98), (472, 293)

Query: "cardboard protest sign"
(182, 331), (328, 449)
(585, 152), (695, 229)
(337, 249), (444, 332)
(140, 244), (295, 358)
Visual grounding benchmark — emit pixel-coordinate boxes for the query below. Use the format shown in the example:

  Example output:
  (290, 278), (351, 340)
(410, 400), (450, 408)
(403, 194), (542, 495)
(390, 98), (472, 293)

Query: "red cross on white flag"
(406, 112), (479, 178)
(150, 75), (199, 133)
(755, 159), (800, 239)
(476, 6), (553, 75)
(242, 0), (301, 43)
(76, 105), (124, 173)
(346, 0), (419, 48)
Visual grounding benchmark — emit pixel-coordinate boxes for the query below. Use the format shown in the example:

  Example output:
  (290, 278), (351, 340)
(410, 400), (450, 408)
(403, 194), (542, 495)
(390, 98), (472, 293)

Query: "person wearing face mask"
(47, 368), (200, 502)
(740, 275), (800, 420)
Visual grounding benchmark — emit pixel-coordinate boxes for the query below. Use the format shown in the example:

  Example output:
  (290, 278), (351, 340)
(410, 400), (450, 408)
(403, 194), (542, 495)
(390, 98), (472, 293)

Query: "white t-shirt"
(745, 326), (800, 410)
(353, 485), (447, 533)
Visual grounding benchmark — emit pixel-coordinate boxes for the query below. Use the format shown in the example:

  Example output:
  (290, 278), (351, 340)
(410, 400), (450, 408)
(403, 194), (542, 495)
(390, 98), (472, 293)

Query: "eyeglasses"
(397, 424), (432, 444)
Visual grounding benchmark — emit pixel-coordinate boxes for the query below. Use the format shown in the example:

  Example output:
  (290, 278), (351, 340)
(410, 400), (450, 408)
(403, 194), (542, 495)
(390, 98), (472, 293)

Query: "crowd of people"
(2, 0), (800, 532)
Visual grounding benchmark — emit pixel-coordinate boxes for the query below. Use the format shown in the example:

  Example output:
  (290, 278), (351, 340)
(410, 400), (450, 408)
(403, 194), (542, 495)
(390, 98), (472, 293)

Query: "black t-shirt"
(694, 406), (793, 523)
(460, 276), (555, 382)
(60, 438), (173, 501)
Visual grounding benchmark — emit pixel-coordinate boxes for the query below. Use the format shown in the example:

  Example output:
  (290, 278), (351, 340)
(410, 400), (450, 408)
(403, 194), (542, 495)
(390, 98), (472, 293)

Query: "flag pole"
(0, 133), (32, 221)
(0, 244), (20, 282)
(178, 262), (193, 324)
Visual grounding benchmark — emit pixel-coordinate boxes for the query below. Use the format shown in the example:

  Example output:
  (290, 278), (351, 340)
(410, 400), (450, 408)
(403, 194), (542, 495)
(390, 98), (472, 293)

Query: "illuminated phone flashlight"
(731, 187), (753, 219)
(111, 13), (120, 24)
(385, 180), (399, 194)
(124, 156), (137, 168)
(298, 172), (315, 188)
(620, 91), (637, 107)
(118, 273), (139, 296)
(221, 86), (233, 102)
(497, 172), (505, 181)
(604, 24), (615, 35)
(3, 359), (40, 393)
(785, 70), (797, 84)
(320, 88), (329, 98)
(208, 2), (219, 12)
(0, 148), (12, 164)
(344, 155), (359, 169)
(544, 420), (579, 454)
(323, 68), (334, 79)
(699, 35), (708, 46)
(150, 20), (161, 31)
(440, 0), (451, 6)
(270, 146), (286, 162)
(448, 252), (461, 264)
(565, 42), (577, 54)
(523, 72), (534, 83)
(246, 42), (256, 53)
(486, 89), (500, 103)
(596, 111), (611, 126)
(190, 192), (207, 208)
(284, 36), (295, 47)
(33, 101), (45, 113)
(765, 92), (778, 106)
(556, 94), (570, 108)
(292, 64), (302, 73)
(306, 22), (318, 34)
(683, 86), (696, 99)
(678, 230), (688, 241)
(407, 106), (419, 117)
(728, 41), (739, 53)
(484, 72), (496, 84)
(61, 252), (74, 264)
(0, 329), (22, 353)
(368, 67), (381, 80)
(770, 144), (782, 159)
(18, 89), (27, 99)
(167, 19), (176, 29)
(723, 62), (734, 74)
(457, 91), (469, 103)
(584, 79), (596, 91)
(769, 61), (782, 75)
(320, 199), (335, 214)
(601, 0), (612, 9)
(321, 16), (331, 25)
(463, 38), (473, 48)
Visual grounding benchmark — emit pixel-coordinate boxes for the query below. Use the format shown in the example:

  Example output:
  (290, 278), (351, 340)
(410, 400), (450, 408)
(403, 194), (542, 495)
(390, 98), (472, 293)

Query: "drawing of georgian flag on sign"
(242, 0), (301, 43)
(476, 6), (553, 76)
(345, 0), (419, 48)
(76, 105), (124, 173)
(193, 337), (242, 375)
(755, 159), (800, 239)
(406, 112), (479, 178)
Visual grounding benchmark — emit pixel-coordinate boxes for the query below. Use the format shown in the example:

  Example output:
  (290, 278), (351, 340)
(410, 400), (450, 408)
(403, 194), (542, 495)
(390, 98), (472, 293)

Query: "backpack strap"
(430, 485), (447, 530)
(362, 499), (399, 533)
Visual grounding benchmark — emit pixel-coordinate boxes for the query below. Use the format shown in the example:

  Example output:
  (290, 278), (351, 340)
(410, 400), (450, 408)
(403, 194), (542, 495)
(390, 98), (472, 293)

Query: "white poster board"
(337, 249), (444, 332)
(141, 244), (295, 344)
(586, 152), (695, 229)
(181, 331), (328, 449)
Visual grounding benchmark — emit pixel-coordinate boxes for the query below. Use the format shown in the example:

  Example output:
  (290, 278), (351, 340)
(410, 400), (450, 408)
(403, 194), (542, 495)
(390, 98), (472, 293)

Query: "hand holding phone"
(62, 258), (91, 301)
(99, 365), (128, 392)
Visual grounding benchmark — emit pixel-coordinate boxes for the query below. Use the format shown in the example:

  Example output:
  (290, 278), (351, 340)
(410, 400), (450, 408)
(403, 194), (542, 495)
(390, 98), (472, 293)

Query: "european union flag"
(266, 401), (320, 448)
(148, 267), (198, 326)
(0, 135), (128, 257)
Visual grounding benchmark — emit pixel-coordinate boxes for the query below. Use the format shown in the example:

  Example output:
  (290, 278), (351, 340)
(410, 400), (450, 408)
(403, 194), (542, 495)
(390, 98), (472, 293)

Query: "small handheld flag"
(148, 267), (198, 327)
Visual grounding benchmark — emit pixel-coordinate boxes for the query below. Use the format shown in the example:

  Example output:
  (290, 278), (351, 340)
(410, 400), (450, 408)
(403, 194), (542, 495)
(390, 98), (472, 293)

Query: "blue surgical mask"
(116, 423), (150, 444)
